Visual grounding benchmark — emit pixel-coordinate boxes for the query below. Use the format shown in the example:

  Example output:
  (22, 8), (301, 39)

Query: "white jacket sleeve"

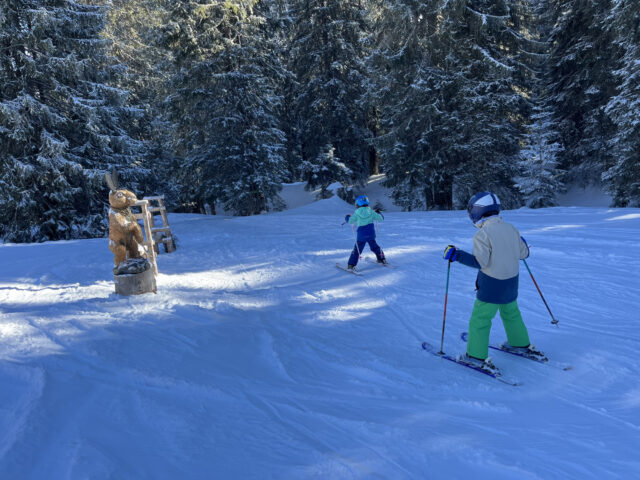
(473, 230), (492, 269)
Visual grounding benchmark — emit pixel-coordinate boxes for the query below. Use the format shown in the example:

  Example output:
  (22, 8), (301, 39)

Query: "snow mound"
(557, 184), (612, 207)
(278, 192), (352, 216)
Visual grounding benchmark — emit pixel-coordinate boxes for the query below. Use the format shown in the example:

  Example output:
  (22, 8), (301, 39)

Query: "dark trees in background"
(0, 0), (146, 242)
(1, 0), (640, 242)
(162, 1), (287, 215)
(369, 0), (527, 210)
(289, 0), (372, 197)
(603, 0), (640, 206)
(546, 0), (620, 195)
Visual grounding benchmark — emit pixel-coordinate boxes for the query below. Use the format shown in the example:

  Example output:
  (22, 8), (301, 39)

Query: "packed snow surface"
(1, 197), (639, 479)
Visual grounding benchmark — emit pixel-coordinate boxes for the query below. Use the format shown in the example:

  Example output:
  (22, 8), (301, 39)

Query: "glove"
(374, 208), (381, 214)
(443, 245), (458, 262)
(345, 214), (351, 223)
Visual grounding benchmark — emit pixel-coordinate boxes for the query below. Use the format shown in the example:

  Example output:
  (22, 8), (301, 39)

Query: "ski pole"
(439, 259), (452, 354)
(351, 225), (362, 259)
(522, 259), (559, 327)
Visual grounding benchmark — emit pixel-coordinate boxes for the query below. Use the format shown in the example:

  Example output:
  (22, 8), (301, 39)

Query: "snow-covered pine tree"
(0, 0), (146, 243)
(442, 0), (528, 208)
(103, 0), (173, 198)
(515, 104), (564, 207)
(546, 0), (620, 190)
(603, 0), (640, 206)
(289, 0), (371, 194)
(104, 0), (169, 103)
(369, 1), (459, 210)
(512, 0), (564, 207)
(255, 0), (298, 183)
(163, 0), (286, 216)
(299, 144), (351, 198)
(370, 0), (526, 210)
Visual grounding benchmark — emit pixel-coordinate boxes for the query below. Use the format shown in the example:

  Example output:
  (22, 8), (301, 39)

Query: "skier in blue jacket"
(344, 195), (386, 271)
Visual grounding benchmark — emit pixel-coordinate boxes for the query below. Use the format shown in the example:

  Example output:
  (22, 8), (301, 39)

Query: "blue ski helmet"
(355, 195), (369, 207)
(467, 191), (501, 224)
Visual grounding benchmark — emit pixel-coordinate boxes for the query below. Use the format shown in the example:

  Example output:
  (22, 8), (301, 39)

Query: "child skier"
(344, 195), (386, 271)
(443, 191), (544, 373)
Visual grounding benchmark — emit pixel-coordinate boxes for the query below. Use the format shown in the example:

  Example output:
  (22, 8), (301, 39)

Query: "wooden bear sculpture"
(105, 170), (145, 266)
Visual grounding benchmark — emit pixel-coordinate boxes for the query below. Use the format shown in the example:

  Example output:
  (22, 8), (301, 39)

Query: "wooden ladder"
(143, 195), (176, 254)
(132, 199), (158, 276)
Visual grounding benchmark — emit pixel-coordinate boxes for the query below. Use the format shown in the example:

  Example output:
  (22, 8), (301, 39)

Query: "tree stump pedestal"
(114, 268), (157, 295)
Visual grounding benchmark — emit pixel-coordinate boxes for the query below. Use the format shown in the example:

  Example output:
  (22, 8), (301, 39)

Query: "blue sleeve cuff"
(457, 250), (481, 269)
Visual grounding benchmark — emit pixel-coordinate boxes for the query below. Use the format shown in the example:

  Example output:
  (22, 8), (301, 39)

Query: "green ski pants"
(467, 299), (530, 360)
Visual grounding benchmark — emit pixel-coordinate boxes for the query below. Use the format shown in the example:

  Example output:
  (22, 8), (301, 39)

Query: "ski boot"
(459, 353), (501, 376)
(500, 343), (548, 362)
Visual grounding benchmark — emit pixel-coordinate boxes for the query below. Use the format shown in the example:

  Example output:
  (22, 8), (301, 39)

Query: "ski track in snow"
(0, 199), (639, 479)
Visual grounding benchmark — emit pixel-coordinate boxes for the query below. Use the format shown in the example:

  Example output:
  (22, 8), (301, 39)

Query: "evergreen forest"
(1, 0), (639, 242)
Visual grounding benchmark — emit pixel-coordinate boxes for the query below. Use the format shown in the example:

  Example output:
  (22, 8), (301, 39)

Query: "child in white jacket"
(443, 191), (544, 371)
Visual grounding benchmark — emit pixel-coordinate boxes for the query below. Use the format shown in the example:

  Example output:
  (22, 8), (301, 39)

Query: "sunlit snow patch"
(605, 213), (640, 221)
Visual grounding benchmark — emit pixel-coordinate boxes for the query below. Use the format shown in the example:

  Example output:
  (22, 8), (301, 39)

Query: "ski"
(365, 257), (397, 268)
(421, 341), (521, 386)
(336, 263), (363, 276)
(460, 332), (572, 371)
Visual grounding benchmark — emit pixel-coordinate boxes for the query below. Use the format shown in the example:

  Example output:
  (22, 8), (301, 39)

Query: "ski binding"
(336, 263), (363, 275)
(460, 332), (572, 371)
(421, 341), (521, 386)
(365, 257), (396, 268)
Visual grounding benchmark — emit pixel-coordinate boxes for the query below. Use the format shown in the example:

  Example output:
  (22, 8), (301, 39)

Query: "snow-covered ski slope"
(1, 195), (639, 479)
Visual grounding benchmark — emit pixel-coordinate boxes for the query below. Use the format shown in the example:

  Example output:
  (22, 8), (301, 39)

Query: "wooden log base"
(114, 268), (157, 295)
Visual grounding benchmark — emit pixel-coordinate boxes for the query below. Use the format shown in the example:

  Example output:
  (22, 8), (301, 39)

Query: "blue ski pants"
(348, 239), (385, 266)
